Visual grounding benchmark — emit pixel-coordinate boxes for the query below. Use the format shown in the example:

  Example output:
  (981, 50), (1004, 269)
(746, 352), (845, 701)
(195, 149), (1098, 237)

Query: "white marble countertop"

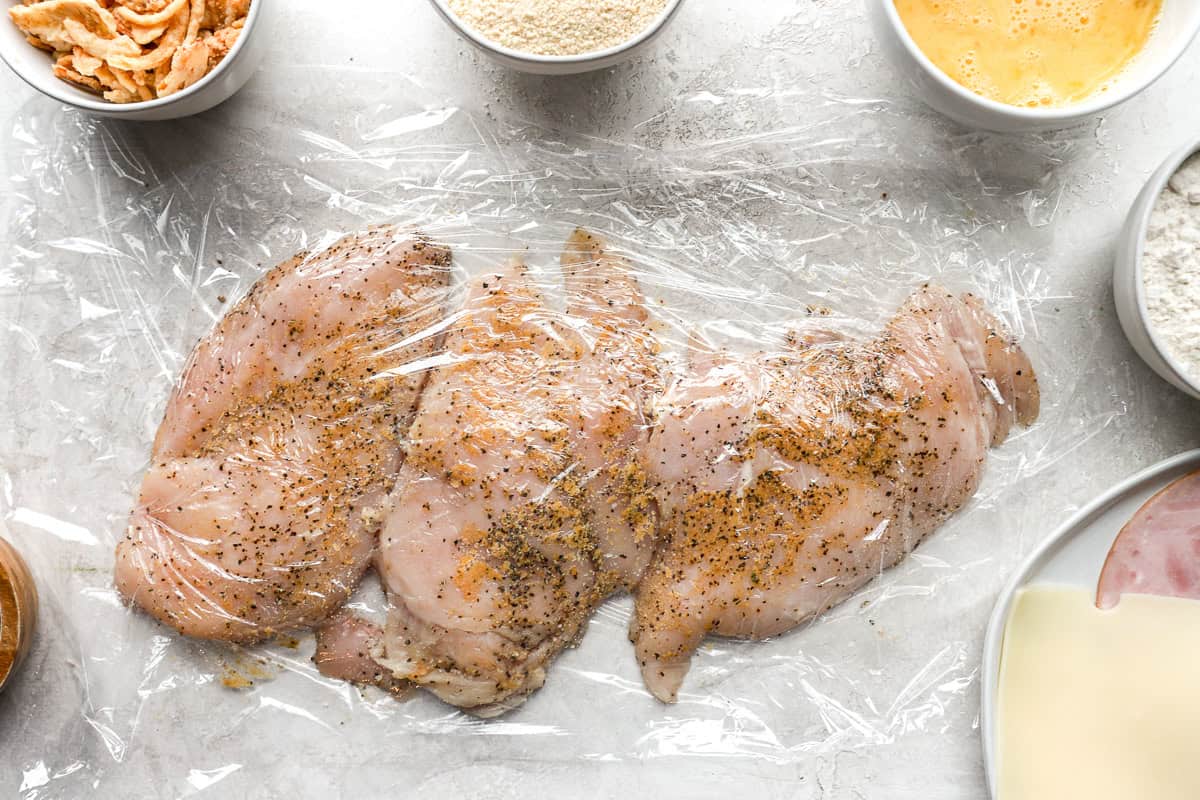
(1, 1), (1198, 797)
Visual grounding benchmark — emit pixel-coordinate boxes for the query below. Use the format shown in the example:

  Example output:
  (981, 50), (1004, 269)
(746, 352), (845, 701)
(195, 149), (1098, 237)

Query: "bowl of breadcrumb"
(430, 0), (685, 75)
(1, 0), (274, 120)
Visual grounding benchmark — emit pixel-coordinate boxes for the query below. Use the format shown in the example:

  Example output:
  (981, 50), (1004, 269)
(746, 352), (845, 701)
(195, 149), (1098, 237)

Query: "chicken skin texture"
(116, 227), (451, 642)
(370, 230), (660, 714)
(632, 287), (1039, 702)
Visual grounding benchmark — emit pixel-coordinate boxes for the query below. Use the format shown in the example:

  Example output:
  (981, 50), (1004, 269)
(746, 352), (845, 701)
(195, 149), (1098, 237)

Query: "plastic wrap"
(3, 1), (1199, 797)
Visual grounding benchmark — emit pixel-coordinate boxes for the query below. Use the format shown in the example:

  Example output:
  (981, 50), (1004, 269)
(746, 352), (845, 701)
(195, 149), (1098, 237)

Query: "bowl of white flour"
(430, 0), (685, 74)
(1115, 139), (1200, 401)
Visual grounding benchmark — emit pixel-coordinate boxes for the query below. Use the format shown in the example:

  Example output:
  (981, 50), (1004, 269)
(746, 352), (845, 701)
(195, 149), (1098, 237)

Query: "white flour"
(1144, 152), (1200, 383)
(447, 0), (668, 56)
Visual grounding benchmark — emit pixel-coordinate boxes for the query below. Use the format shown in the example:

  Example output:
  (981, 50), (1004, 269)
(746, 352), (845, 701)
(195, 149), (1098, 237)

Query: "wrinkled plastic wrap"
(3, 1), (1200, 797)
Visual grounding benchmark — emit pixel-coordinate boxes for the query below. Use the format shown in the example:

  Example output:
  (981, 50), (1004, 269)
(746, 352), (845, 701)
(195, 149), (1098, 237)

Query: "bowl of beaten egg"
(871, 0), (1200, 132)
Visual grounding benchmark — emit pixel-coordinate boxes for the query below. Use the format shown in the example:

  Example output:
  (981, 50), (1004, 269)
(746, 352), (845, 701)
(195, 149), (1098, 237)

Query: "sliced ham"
(1096, 470), (1200, 609)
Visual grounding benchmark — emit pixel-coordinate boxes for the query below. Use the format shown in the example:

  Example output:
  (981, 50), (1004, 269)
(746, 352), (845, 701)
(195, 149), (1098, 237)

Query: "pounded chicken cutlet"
(115, 226), (451, 642)
(324, 230), (660, 715)
(632, 286), (1039, 701)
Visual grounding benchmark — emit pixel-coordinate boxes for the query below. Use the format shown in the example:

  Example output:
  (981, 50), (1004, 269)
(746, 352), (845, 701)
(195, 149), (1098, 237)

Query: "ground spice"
(447, 0), (669, 56)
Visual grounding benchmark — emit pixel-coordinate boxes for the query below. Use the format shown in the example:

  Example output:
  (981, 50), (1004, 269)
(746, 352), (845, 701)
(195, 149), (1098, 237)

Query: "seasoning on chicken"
(115, 226), (451, 642)
(363, 229), (661, 715)
(631, 286), (1039, 702)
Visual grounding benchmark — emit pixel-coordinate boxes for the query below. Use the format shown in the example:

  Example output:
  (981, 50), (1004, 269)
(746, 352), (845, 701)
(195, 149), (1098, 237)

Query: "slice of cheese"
(999, 586), (1200, 799)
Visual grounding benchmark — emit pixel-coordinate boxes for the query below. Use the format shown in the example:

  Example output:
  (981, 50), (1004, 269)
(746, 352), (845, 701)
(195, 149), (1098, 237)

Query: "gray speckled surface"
(1, 1), (1198, 797)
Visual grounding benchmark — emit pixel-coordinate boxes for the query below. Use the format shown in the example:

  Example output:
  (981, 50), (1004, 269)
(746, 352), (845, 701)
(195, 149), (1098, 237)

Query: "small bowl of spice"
(430, 0), (685, 75)
(1114, 137), (1200, 401)
(0, 537), (37, 695)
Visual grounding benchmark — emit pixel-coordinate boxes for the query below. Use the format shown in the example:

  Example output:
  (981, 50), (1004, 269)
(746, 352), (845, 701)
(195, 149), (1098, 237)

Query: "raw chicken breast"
(632, 286), (1039, 702)
(115, 227), (451, 642)
(1096, 469), (1200, 609)
(370, 229), (660, 714)
(559, 229), (662, 587)
(314, 610), (410, 696)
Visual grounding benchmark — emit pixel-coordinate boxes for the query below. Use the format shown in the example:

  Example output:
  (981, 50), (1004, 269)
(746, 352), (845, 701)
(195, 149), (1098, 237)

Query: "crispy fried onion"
(10, 0), (139, 57)
(112, 0), (185, 28)
(8, 0), (250, 103)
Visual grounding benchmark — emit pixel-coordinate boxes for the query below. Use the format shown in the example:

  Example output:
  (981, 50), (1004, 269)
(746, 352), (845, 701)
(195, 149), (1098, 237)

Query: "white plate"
(979, 449), (1200, 799)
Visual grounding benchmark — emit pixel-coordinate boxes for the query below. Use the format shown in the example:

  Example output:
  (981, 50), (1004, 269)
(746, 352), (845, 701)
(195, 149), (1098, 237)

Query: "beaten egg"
(894, 0), (1163, 108)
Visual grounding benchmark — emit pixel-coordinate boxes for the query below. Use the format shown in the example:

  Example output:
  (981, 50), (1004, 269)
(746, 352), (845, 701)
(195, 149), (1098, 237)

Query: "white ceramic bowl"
(1113, 136), (1200, 401)
(429, 0), (685, 75)
(0, 0), (273, 121)
(869, 1), (1200, 133)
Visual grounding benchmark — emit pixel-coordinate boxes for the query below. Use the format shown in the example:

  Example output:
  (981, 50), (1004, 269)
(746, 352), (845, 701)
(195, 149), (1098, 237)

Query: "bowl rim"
(0, 0), (264, 114)
(879, 1), (1200, 122)
(428, 0), (684, 65)
(1127, 135), (1200, 396)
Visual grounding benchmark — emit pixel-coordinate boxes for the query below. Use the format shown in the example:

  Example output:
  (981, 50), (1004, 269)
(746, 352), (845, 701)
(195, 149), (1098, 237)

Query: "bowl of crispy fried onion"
(2, 0), (271, 119)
